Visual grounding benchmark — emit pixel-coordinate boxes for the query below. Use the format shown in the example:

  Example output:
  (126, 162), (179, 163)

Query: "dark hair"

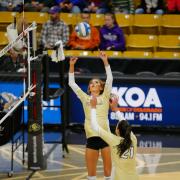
(116, 120), (132, 158)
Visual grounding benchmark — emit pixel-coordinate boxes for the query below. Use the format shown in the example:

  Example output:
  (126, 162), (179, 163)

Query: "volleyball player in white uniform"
(90, 95), (139, 180)
(69, 51), (112, 180)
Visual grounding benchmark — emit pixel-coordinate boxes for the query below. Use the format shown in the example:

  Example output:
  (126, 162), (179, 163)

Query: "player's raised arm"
(99, 51), (109, 67)
(69, 57), (78, 73)
(99, 51), (113, 95)
(68, 57), (80, 92)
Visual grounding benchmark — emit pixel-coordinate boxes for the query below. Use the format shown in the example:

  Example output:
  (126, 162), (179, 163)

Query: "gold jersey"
(99, 128), (139, 180)
(69, 65), (112, 138)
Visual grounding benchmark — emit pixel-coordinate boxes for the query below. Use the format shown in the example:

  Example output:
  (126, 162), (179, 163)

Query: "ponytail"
(116, 120), (132, 158)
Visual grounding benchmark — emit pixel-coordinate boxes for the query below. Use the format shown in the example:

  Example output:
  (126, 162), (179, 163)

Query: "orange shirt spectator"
(68, 13), (100, 50)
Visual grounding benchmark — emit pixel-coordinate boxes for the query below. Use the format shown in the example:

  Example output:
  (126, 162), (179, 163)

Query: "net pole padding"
(0, 85), (36, 125)
(28, 59), (46, 170)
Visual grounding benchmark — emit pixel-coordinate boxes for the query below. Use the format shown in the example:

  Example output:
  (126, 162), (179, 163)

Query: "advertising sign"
(69, 83), (180, 127)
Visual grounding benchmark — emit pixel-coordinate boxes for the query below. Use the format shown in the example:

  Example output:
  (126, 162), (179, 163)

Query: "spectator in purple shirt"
(99, 13), (126, 51)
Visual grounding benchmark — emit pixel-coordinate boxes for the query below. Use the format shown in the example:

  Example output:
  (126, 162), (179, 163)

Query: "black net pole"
(27, 59), (46, 170)
(59, 60), (69, 156)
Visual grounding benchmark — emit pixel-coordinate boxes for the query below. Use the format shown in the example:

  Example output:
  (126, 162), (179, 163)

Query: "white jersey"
(69, 65), (113, 138)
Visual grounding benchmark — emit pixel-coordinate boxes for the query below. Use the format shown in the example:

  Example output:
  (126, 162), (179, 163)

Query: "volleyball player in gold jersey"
(69, 51), (112, 180)
(90, 95), (139, 180)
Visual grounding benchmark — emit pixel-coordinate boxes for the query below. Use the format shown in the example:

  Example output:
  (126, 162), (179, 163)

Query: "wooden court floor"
(0, 143), (180, 180)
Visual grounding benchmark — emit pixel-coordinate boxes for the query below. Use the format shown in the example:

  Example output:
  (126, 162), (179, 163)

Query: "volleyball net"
(0, 18), (48, 170)
(0, 22), (36, 125)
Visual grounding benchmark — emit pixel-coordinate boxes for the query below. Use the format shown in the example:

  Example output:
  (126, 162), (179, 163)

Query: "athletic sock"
(104, 176), (111, 180)
(87, 176), (96, 180)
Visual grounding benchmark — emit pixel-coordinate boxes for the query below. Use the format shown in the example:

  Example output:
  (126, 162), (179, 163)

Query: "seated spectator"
(24, 0), (55, 12)
(99, 13), (126, 51)
(0, 49), (24, 72)
(0, 92), (18, 112)
(0, 0), (23, 12)
(7, 15), (29, 55)
(55, 0), (86, 13)
(135, 0), (164, 14)
(68, 12), (100, 50)
(83, 0), (111, 14)
(111, 0), (134, 14)
(39, 6), (69, 50)
(167, 0), (180, 14)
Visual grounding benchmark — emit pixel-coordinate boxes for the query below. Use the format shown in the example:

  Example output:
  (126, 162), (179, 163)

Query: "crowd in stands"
(0, 0), (180, 14)
(38, 7), (126, 51)
(0, 0), (180, 72)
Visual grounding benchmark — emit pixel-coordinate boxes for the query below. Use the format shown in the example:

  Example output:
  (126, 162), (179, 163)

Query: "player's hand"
(99, 51), (108, 66)
(69, 57), (78, 65)
(109, 93), (119, 112)
(90, 95), (97, 108)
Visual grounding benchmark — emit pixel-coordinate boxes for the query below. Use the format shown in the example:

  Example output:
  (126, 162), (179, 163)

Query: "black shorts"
(86, 136), (109, 150)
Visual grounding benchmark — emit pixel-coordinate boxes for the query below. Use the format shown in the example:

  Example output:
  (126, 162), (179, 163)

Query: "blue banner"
(69, 83), (180, 127)
(0, 82), (61, 124)
(1, 81), (180, 127)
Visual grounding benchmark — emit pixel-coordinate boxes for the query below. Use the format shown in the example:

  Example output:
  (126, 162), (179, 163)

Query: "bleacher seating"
(132, 14), (161, 35)
(0, 31), (8, 49)
(89, 14), (105, 27)
(115, 14), (133, 34)
(0, 12), (19, 31)
(101, 51), (123, 58)
(161, 15), (180, 35)
(158, 35), (180, 52)
(48, 50), (122, 58)
(123, 51), (153, 58)
(23, 12), (48, 32)
(64, 50), (95, 57)
(60, 13), (78, 26)
(136, 71), (157, 76)
(0, 12), (180, 60)
(154, 51), (180, 59)
(163, 72), (180, 76)
(48, 50), (180, 59)
(60, 13), (79, 33)
(126, 34), (158, 52)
